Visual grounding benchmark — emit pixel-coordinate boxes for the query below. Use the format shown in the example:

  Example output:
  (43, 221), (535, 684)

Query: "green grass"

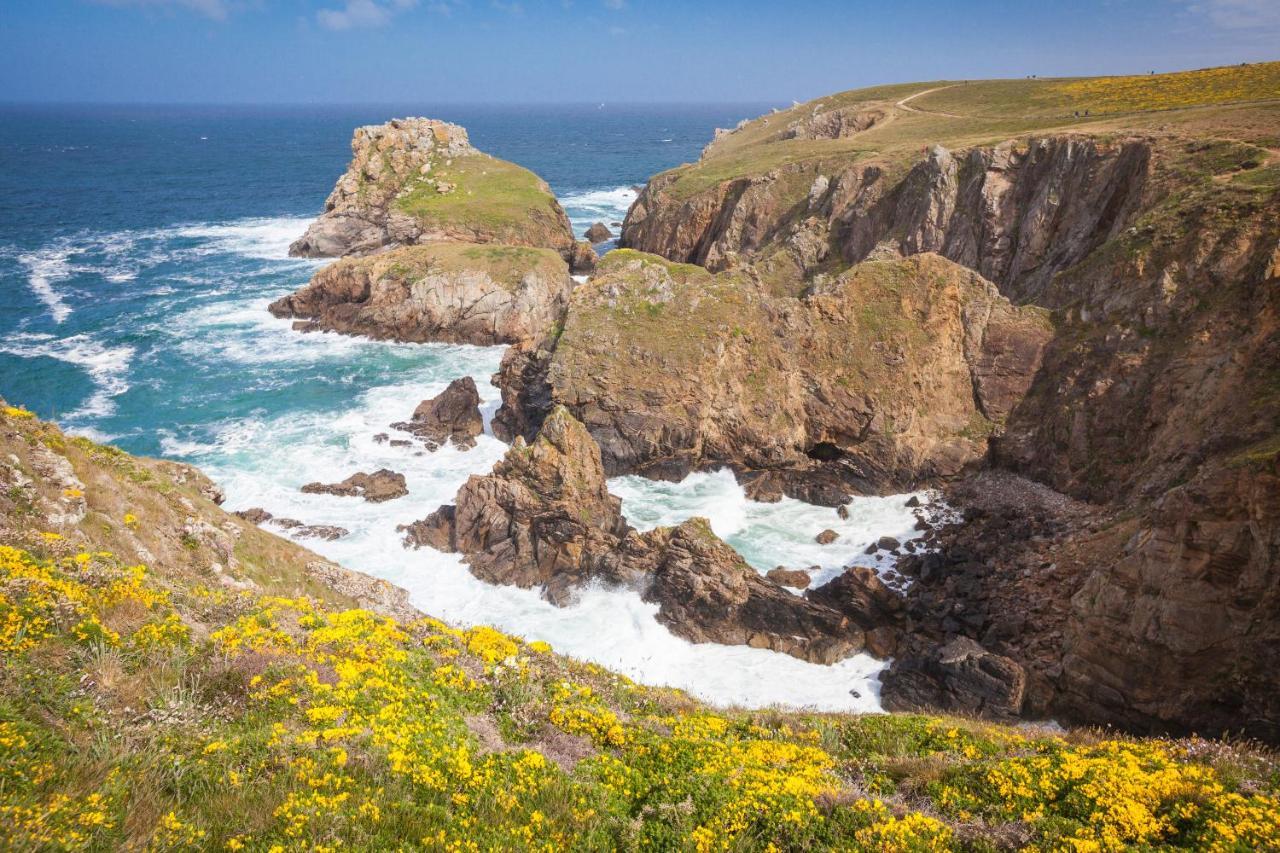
(394, 153), (568, 242)
(647, 62), (1280, 204)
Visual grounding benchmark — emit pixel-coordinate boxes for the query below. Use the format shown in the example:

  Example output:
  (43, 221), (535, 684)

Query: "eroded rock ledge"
(493, 250), (1051, 502)
(269, 243), (574, 347)
(403, 407), (903, 664)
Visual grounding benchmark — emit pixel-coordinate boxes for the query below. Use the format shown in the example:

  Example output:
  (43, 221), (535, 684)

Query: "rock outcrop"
(269, 243), (574, 347)
(601, 82), (1280, 738)
(289, 118), (576, 263)
(585, 222), (613, 243)
(302, 469), (408, 503)
(881, 637), (1027, 720)
(393, 377), (484, 450)
(404, 407), (874, 662)
(495, 250), (1051, 500)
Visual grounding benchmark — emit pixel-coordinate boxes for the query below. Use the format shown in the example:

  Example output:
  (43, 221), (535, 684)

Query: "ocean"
(0, 103), (927, 710)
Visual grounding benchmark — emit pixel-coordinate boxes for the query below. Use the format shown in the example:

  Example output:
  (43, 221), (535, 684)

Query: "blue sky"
(1, 0), (1277, 103)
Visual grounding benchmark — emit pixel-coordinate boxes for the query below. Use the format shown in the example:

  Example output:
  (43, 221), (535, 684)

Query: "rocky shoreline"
(265, 97), (1279, 741)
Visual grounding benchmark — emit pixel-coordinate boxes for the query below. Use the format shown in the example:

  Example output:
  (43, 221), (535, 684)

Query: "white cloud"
(90, 0), (231, 20)
(1184, 0), (1280, 30)
(316, 0), (420, 30)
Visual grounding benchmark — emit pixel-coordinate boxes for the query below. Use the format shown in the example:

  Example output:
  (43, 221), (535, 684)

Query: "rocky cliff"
(289, 117), (578, 263)
(602, 66), (1280, 738)
(269, 243), (574, 347)
(496, 250), (1051, 502)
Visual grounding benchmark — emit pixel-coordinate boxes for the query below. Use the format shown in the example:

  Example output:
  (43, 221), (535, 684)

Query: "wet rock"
(399, 504), (457, 552)
(815, 529), (839, 545)
(392, 377), (483, 450)
(766, 567), (813, 589)
(235, 507), (273, 524)
(585, 222), (613, 243)
(301, 469), (408, 503)
(407, 407), (864, 663)
(642, 520), (862, 664)
(806, 566), (903, 631)
(876, 535), (901, 551)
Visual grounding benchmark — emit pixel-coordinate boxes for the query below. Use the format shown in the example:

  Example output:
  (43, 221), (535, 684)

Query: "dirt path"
(895, 85), (964, 118)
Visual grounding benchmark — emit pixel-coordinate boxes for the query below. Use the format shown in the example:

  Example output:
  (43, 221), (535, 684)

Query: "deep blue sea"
(0, 103), (926, 709)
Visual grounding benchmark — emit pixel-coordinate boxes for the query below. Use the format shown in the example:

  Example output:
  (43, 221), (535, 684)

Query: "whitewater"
(1, 185), (932, 711)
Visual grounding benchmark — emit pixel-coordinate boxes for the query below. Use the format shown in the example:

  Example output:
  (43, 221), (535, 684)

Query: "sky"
(1, 0), (1277, 103)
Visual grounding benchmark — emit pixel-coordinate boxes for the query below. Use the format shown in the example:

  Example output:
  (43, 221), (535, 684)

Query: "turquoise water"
(0, 104), (929, 710)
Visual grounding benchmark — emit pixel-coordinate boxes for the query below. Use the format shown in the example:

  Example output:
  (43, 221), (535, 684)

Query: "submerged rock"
(302, 469), (408, 503)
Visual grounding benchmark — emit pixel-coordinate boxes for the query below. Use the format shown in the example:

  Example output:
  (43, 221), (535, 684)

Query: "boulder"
(766, 566), (812, 588)
(805, 566), (903, 629)
(399, 504), (457, 552)
(392, 377), (484, 450)
(642, 520), (862, 664)
(585, 222), (613, 243)
(302, 469), (408, 503)
(881, 637), (1026, 719)
(815, 529), (839, 545)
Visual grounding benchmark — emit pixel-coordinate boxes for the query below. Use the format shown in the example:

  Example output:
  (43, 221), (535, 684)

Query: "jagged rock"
(815, 529), (838, 544)
(269, 243), (574, 347)
(881, 637), (1026, 719)
(289, 117), (575, 261)
(271, 518), (349, 541)
(430, 407), (632, 603)
(404, 407), (872, 662)
(235, 507), (273, 524)
(806, 566), (903, 629)
(302, 469), (408, 503)
(399, 504), (457, 552)
(392, 377), (483, 450)
(641, 520), (862, 664)
(496, 251), (1051, 496)
(569, 241), (597, 275)
(585, 222), (613, 243)
(766, 566), (813, 588)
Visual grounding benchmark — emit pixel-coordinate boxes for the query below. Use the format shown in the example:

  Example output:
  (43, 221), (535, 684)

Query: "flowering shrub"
(1, 542), (1277, 851)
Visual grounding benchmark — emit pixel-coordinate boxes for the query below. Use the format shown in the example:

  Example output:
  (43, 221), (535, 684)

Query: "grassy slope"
(394, 153), (570, 242)
(3, 403), (1279, 850)
(660, 62), (1280, 199)
(344, 242), (569, 295)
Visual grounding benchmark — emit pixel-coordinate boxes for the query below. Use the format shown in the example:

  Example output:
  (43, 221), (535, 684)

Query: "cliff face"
(607, 71), (1280, 738)
(269, 243), (574, 347)
(623, 136), (1151, 305)
(496, 251), (1051, 502)
(290, 117), (577, 263)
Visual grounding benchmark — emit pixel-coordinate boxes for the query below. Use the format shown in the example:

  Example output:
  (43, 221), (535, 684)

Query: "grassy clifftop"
(660, 62), (1280, 200)
(3, 404), (1280, 850)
